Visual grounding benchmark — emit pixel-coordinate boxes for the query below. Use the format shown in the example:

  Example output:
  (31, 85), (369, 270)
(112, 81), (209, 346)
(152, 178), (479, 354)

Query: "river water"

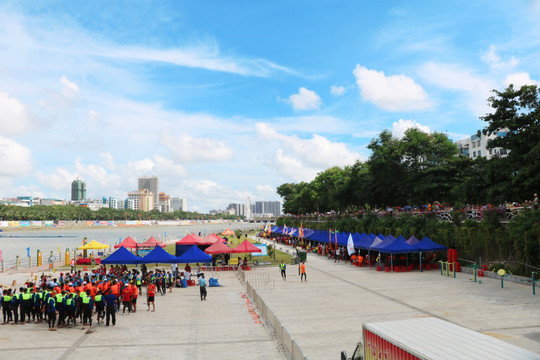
(0, 222), (258, 262)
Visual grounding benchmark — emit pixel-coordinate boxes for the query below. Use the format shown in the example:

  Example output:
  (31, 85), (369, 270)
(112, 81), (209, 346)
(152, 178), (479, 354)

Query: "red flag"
(300, 223), (304, 239)
(329, 228), (332, 250)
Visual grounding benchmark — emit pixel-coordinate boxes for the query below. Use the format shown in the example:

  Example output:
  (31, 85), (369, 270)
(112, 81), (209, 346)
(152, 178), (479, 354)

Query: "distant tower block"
(71, 179), (86, 201)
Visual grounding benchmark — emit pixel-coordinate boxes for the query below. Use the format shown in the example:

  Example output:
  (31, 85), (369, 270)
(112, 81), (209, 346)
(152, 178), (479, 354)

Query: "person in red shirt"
(121, 285), (132, 314)
(147, 283), (156, 312)
(130, 281), (138, 313)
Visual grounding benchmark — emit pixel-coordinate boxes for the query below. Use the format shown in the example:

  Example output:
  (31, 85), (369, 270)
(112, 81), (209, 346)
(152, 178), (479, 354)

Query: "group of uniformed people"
(1, 269), (146, 331)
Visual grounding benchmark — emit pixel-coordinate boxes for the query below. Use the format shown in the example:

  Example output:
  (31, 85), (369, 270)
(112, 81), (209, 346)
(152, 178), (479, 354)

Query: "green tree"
(481, 84), (540, 200)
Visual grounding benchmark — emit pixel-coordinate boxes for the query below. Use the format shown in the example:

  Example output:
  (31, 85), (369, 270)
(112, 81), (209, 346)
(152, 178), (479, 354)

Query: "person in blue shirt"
(47, 293), (57, 331)
(199, 274), (207, 301)
(103, 289), (117, 326)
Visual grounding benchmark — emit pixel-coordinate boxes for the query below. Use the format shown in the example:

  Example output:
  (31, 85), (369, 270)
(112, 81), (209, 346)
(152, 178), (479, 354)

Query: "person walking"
(199, 274), (207, 301)
(279, 260), (286, 281)
(300, 261), (307, 282)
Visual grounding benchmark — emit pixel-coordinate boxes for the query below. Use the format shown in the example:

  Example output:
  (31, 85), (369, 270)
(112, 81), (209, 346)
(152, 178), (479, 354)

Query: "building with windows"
(157, 192), (172, 212)
(227, 203), (245, 217)
(171, 197), (187, 212)
(254, 201), (281, 217)
(454, 130), (509, 160)
(71, 179), (86, 201)
(138, 176), (159, 206)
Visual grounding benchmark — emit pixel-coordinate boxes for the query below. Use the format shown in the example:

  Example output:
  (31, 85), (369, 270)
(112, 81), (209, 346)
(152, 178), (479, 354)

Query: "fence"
(246, 281), (308, 360)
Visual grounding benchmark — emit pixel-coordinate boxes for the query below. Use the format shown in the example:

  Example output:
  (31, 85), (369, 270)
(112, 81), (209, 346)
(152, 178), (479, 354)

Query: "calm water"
(0, 222), (257, 261)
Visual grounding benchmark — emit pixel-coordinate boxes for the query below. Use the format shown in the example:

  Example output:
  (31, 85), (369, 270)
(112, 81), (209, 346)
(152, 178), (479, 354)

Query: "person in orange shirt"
(147, 282), (156, 312)
(121, 285), (132, 314)
(130, 281), (138, 313)
(300, 261), (307, 282)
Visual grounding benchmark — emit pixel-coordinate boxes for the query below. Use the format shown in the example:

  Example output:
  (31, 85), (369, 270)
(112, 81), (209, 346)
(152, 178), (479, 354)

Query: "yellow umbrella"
(77, 240), (109, 250)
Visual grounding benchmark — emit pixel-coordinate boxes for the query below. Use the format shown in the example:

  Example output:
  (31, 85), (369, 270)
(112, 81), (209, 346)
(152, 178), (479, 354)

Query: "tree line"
(0, 204), (239, 222)
(277, 85), (540, 214)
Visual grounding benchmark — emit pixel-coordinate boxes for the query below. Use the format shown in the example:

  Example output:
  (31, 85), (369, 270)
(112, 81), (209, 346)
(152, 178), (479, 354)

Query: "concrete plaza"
(1, 241), (540, 360)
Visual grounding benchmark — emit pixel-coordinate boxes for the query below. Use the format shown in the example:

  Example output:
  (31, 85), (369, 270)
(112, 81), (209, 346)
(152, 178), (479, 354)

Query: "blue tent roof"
(176, 245), (212, 263)
(378, 237), (415, 254)
(369, 236), (394, 251)
(412, 236), (448, 252)
(140, 246), (177, 264)
(101, 246), (141, 265)
(356, 233), (374, 249)
(406, 235), (420, 245)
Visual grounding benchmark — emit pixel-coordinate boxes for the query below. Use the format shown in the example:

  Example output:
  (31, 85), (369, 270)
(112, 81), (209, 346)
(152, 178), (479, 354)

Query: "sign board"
(137, 249), (152, 256)
(251, 244), (268, 257)
(229, 258), (239, 265)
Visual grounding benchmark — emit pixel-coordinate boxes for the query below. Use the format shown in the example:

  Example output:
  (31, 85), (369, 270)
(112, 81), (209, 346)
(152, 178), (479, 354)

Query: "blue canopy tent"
(101, 246), (141, 265)
(412, 236), (448, 271)
(406, 235), (420, 246)
(378, 237), (415, 271)
(140, 246), (178, 264)
(176, 245), (212, 263)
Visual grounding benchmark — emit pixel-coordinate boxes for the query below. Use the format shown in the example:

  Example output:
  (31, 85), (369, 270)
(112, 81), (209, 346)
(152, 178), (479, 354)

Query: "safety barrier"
(246, 281), (309, 360)
(439, 261), (456, 278)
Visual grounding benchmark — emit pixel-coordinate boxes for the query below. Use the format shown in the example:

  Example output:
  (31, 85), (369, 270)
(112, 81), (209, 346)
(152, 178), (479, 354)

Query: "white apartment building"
(454, 129), (509, 160)
(171, 197), (187, 212)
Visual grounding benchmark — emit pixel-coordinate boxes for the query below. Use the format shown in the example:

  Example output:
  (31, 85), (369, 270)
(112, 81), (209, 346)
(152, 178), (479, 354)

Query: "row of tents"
(100, 232), (262, 265)
(269, 226), (447, 254)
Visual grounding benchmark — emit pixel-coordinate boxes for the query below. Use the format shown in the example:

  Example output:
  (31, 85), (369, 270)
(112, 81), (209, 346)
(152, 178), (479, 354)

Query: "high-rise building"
(171, 197), (187, 212)
(245, 197), (252, 220)
(138, 176), (159, 205)
(157, 192), (171, 212)
(139, 189), (154, 212)
(127, 191), (140, 210)
(254, 201), (281, 217)
(227, 203), (245, 216)
(71, 179), (86, 201)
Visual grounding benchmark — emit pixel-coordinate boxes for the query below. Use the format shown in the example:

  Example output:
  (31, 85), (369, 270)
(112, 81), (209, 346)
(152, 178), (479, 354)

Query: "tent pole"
(420, 252), (422, 272)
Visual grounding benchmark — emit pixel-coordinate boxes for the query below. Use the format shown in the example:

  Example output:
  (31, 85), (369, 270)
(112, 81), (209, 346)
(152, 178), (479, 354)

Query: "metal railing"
(246, 281), (309, 360)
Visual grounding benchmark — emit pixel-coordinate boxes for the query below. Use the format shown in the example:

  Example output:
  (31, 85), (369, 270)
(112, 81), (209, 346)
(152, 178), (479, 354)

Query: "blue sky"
(0, 1), (539, 212)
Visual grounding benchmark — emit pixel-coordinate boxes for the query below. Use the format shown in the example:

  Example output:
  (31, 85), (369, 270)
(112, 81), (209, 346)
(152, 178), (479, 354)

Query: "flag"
(300, 223), (304, 239)
(329, 228), (332, 249)
(335, 229), (338, 250)
(347, 234), (355, 255)
(58, 245), (61, 253)
(26, 247), (30, 257)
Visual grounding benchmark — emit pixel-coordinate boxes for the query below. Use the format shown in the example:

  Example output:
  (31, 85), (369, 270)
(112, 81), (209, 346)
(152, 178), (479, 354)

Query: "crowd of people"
(0, 264), (178, 331)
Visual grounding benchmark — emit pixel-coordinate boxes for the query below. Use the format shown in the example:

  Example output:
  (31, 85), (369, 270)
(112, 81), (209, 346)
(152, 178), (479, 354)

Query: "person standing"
(279, 260), (286, 281)
(81, 289), (93, 328)
(147, 282), (156, 312)
(46, 292), (57, 331)
(533, 193), (539, 210)
(104, 289), (116, 326)
(300, 261), (307, 282)
(199, 274), (207, 301)
(121, 284), (132, 314)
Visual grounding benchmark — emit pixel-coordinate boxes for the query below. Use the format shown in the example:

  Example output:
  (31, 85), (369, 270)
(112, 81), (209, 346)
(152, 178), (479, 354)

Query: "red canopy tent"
(221, 229), (235, 236)
(232, 240), (262, 254)
(138, 236), (166, 248)
(209, 233), (227, 243)
(199, 235), (220, 246)
(175, 234), (201, 245)
(204, 241), (232, 254)
(114, 236), (138, 249)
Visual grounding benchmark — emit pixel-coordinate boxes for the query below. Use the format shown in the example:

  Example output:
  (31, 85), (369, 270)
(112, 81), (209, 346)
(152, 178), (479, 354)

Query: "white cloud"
(419, 62), (496, 115)
(255, 122), (360, 182)
(59, 75), (79, 98)
(392, 119), (431, 138)
(36, 168), (76, 191)
(353, 65), (430, 111)
(101, 152), (116, 171)
(161, 133), (233, 163)
(330, 85), (346, 97)
(481, 45), (518, 69)
(288, 87), (322, 111)
(504, 72), (539, 88)
(0, 92), (31, 136)
(0, 136), (33, 177)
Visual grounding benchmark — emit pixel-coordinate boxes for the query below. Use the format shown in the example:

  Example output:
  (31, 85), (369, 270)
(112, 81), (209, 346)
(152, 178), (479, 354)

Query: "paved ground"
(0, 270), (285, 360)
(254, 238), (540, 360)
(2, 239), (540, 360)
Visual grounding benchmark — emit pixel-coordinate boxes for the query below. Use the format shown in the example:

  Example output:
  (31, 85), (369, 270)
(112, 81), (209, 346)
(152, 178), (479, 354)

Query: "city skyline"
(0, 2), (538, 212)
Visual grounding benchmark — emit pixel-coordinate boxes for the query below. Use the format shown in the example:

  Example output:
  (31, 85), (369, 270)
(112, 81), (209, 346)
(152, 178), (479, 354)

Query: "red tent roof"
(209, 233), (227, 243)
(204, 241), (232, 254)
(232, 240), (262, 253)
(176, 234), (201, 245)
(221, 229), (235, 236)
(138, 236), (166, 248)
(114, 236), (138, 249)
(199, 235), (220, 245)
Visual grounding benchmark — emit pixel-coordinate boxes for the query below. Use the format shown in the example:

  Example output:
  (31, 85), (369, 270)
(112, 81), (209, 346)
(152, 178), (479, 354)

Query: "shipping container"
(341, 317), (540, 360)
